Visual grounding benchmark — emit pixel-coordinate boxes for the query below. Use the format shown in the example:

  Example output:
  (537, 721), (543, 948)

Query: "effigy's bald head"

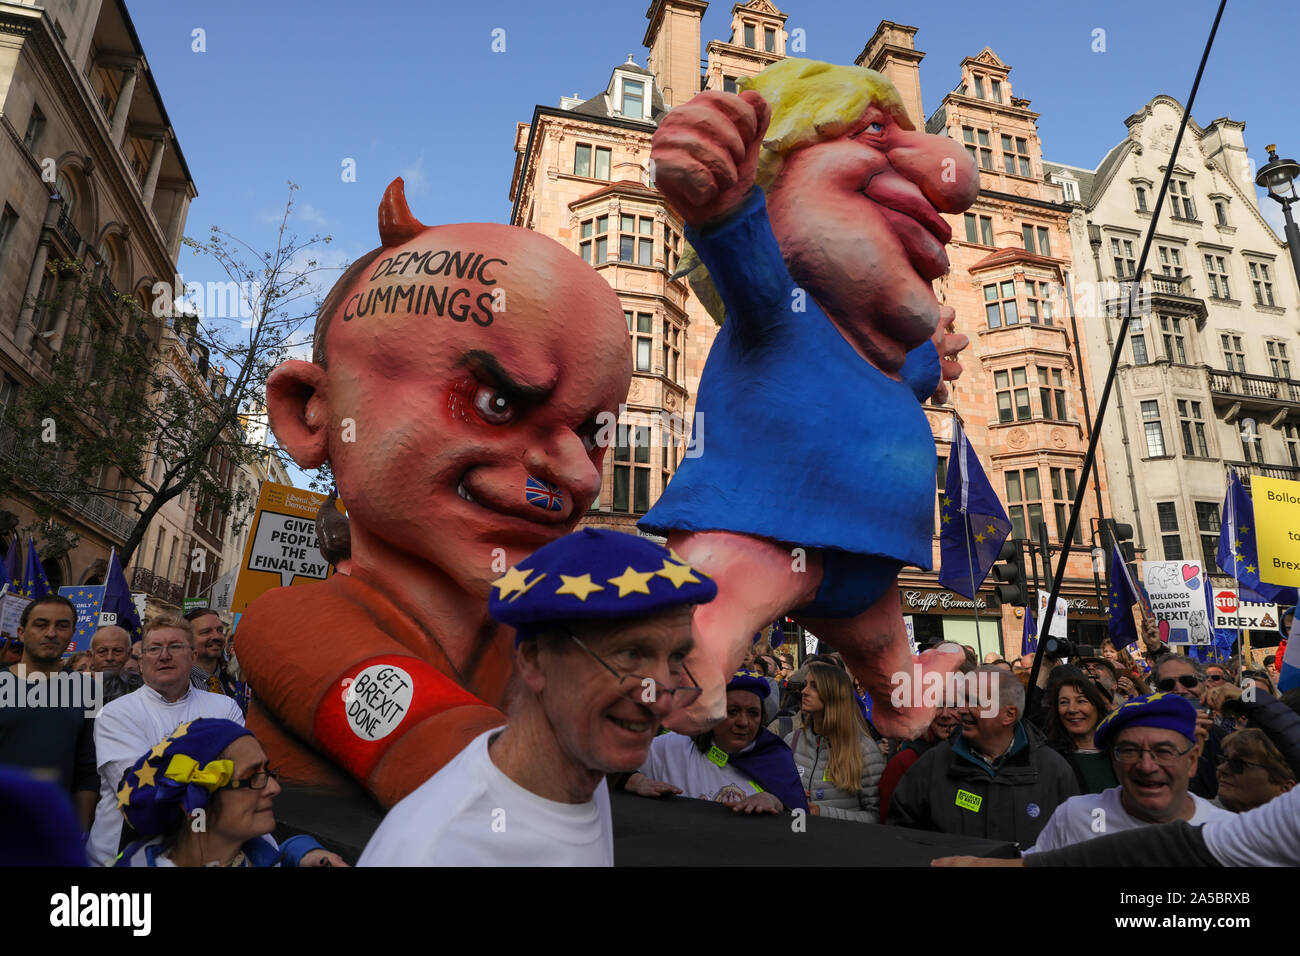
(269, 179), (633, 594)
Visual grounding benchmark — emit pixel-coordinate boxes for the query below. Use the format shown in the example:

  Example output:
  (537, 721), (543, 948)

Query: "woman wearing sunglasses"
(114, 719), (345, 867)
(1214, 729), (1296, 813)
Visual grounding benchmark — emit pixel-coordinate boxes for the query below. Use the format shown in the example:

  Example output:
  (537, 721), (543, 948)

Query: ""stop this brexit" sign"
(1211, 587), (1279, 631)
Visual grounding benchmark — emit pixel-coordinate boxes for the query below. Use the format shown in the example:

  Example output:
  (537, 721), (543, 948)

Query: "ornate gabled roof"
(966, 46), (1009, 70)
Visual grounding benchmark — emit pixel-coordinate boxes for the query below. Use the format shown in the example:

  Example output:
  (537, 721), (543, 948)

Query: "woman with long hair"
(1044, 675), (1117, 793)
(785, 662), (885, 822)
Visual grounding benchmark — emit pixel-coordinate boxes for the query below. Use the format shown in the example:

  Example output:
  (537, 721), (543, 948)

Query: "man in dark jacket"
(888, 665), (1078, 849)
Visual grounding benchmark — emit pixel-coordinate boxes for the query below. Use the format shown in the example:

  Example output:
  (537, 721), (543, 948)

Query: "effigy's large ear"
(378, 177), (426, 247)
(266, 360), (329, 470)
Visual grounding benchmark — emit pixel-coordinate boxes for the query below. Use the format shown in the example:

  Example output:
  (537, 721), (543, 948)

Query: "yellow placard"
(1251, 475), (1300, 588)
(229, 482), (344, 614)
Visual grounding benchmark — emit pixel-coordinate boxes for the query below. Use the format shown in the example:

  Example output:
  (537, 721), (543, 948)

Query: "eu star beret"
(726, 669), (771, 699)
(489, 528), (717, 644)
(1093, 691), (1198, 750)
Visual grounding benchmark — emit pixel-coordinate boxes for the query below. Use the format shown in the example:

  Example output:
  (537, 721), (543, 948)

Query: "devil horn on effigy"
(378, 177), (426, 247)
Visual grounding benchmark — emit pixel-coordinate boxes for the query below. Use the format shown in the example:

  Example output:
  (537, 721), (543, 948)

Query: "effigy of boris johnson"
(237, 57), (979, 819)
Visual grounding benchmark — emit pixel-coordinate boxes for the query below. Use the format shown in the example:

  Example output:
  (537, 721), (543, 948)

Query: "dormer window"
(973, 75), (985, 99)
(621, 79), (644, 119)
(744, 22), (756, 47)
(991, 78), (1002, 103)
(1057, 178), (1078, 202)
(764, 27), (776, 52)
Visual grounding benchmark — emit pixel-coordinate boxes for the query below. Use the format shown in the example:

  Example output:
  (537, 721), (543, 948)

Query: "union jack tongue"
(524, 475), (564, 512)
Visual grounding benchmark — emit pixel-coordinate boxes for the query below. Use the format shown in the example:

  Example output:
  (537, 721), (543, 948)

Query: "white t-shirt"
(638, 732), (764, 803)
(358, 729), (613, 867)
(1203, 786), (1300, 867)
(1024, 785), (1232, 855)
(87, 684), (244, 866)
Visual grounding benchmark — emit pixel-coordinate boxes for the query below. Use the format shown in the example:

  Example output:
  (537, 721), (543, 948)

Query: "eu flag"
(103, 548), (143, 643)
(1021, 606), (1037, 657)
(938, 419), (1011, 598)
(1189, 578), (1235, 664)
(3, 536), (19, 589)
(1218, 469), (1299, 604)
(1107, 543), (1140, 651)
(19, 538), (50, 600)
(1280, 613), (1300, 693)
(58, 585), (105, 654)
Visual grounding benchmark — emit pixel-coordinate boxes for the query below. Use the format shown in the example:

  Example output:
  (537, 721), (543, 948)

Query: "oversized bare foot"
(662, 530), (820, 734)
(795, 584), (965, 738)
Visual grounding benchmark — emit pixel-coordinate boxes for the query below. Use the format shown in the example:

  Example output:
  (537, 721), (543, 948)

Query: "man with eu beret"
(1022, 692), (1232, 855)
(359, 528), (715, 865)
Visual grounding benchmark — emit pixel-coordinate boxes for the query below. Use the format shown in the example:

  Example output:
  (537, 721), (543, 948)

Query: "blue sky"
(129, 0), (1297, 288)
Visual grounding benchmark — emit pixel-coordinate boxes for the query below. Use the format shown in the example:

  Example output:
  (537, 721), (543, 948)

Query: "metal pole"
(1282, 201), (1300, 291)
(1038, 520), (1056, 643)
(1063, 270), (1109, 533)
(1030, 0), (1227, 698)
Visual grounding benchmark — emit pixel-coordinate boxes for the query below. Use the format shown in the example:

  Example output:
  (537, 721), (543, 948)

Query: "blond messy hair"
(143, 612), (194, 643)
(677, 58), (913, 324)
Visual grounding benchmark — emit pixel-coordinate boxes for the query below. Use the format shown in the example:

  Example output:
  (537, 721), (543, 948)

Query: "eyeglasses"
(225, 767), (281, 790)
(1154, 675), (1201, 692)
(1216, 756), (1267, 775)
(1112, 741), (1196, 766)
(141, 642), (191, 657)
(568, 633), (702, 709)
(1205, 673), (1229, 683)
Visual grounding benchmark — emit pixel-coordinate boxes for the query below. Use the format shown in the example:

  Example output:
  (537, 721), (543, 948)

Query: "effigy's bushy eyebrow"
(457, 350), (553, 404)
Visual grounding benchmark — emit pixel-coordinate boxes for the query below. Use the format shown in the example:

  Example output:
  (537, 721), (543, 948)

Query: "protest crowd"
(2, 526), (1297, 869)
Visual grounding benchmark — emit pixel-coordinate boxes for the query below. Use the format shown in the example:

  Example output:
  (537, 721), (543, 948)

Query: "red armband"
(312, 654), (485, 782)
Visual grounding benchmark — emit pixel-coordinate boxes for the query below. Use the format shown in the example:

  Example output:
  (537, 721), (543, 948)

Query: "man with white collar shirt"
(86, 613), (243, 865)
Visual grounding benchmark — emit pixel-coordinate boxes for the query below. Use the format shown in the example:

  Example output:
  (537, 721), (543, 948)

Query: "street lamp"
(1256, 144), (1300, 285)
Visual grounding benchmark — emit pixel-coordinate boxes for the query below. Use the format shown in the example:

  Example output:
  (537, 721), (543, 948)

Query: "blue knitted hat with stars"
(489, 528), (717, 644)
(117, 718), (253, 840)
(1093, 691), (1198, 750)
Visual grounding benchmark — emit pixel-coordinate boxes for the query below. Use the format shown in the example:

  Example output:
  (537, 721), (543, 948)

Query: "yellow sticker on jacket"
(706, 745), (729, 768)
(955, 789), (983, 813)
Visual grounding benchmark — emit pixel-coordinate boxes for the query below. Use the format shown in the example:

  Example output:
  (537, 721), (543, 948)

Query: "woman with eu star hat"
(624, 669), (807, 814)
(114, 718), (345, 867)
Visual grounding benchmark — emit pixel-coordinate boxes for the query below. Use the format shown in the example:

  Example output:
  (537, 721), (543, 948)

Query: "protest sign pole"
(1228, 467), (1244, 677)
(964, 511), (982, 649)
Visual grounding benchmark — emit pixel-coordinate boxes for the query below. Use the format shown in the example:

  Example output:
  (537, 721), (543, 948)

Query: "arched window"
(55, 172), (77, 222)
(98, 240), (117, 288)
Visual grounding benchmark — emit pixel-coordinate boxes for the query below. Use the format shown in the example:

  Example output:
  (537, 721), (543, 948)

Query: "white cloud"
(259, 201), (327, 227)
(297, 203), (328, 226)
(398, 154), (429, 197)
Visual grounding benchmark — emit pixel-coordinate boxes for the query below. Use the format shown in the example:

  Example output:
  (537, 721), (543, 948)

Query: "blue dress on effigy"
(639, 188), (940, 610)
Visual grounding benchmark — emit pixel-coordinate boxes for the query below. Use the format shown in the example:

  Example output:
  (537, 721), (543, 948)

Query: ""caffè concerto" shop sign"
(902, 589), (1105, 617)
